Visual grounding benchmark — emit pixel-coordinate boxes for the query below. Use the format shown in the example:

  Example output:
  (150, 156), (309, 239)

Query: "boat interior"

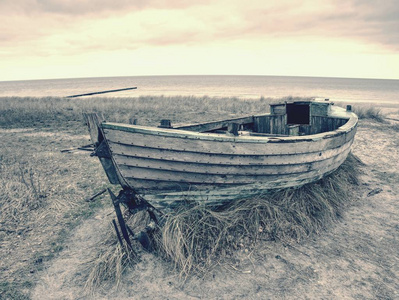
(175, 100), (351, 137)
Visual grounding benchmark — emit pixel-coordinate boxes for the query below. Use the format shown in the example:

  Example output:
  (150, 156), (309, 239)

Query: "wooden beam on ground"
(66, 87), (137, 98)
(85, 189), (107, 202)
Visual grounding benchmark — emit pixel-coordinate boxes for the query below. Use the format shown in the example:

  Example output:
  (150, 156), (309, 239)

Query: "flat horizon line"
(1, 74), (398, 83)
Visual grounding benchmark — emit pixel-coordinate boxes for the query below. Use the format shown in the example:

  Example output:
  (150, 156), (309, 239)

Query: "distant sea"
(0, 75), (398, 107)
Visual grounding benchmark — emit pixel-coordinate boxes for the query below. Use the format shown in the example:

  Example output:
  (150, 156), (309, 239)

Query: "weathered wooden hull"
(94, 105), (358, 210)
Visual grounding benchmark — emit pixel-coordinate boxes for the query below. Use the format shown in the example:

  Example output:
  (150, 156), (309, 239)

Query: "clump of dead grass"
(82, 210), (151, 293)
(154, 153), (362, 278)
(0, 159), (48, 232)
(82, 223), (137, 293)
(353, 106), (385, 122)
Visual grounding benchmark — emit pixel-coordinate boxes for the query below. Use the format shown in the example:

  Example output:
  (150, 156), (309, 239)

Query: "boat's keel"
(108, 188), (163, 251)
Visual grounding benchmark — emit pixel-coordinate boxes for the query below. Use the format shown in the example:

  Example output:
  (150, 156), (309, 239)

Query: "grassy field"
(0, 96), (392, 299)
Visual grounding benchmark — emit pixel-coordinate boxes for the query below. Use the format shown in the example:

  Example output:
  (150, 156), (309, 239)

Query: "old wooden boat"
(85, 100), (358, 210)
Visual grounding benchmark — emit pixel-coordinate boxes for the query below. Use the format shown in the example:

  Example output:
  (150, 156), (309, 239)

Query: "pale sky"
(1, 0), (398, 81)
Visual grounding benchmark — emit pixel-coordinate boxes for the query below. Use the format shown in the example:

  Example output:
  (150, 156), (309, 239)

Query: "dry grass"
(82, 224), (137, 293)
(0, 95), (314, 130)
(0, 159), (46, 230)
(84, 153), (362, 285)
(0, 95), (273, 129)
(389, 123), (399, 131)
(81, 209), (152, 293)
(0, 112), (109, 299)
(149, 153), (363, 278)
(352, 105), (385, 122)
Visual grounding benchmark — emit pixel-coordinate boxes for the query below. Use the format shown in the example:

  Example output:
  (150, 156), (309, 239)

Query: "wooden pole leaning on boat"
(66, 87), (137, 98)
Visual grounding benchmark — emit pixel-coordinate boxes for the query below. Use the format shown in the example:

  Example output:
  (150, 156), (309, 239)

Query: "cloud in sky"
(1, 0), (398, 80)
(0, 0), (208, 15)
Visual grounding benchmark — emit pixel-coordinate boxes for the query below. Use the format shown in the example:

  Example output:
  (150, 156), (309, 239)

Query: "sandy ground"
(29, 115), (399, 299)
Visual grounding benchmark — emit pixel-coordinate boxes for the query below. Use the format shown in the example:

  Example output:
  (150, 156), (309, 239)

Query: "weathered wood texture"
(117, 147), (351, 186)
(83, 113), (120, 184)
(298, 116), (348, 135)
(115, 145), (350, 178)
(310, 102), (330, 116)
(270, 104), (286, 115)
(143, 154), (349, 209)
(102, 123), (356, 155)
(83, 113), (104, 145)
(108, 135), (353, 185)
(176, 116), (255, 132)
(288, 125), (300, 136)
(254, 102), (345, 136)
(107, 137), (353, 166)
(253, 115), (288, 135)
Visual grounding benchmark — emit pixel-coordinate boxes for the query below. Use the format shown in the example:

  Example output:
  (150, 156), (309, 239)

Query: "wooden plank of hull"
(102, 124), (356, 156)
(113, 141), (353, 177)
(107, 137), (353, 166)
(141, 153), (350, 210)
(119, 146), (351, 190)
(144, 177), (321, 210)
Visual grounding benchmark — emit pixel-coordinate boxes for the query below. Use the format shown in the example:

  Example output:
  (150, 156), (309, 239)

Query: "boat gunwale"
(101, 108), (358, 144)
